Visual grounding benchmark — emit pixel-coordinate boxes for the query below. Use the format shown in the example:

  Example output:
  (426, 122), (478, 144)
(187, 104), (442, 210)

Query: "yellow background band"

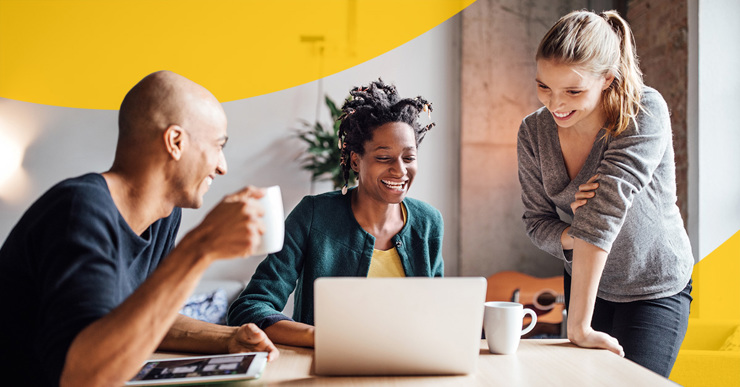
(0, 0), (474, 109)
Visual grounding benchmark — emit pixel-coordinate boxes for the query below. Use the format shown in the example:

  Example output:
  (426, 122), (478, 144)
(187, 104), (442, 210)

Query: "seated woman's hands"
(264, 320), (316, 348)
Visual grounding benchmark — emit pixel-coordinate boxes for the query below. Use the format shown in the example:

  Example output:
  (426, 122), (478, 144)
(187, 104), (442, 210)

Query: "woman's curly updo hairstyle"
(337, 79), (435, 191)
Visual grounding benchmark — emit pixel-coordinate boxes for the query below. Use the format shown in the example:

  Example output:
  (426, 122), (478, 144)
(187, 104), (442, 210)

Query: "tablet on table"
(125, 352), (268, 386)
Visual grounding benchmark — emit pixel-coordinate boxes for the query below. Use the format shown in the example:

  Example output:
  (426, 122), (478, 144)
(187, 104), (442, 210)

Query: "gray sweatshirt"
(517, 87), (693, 302)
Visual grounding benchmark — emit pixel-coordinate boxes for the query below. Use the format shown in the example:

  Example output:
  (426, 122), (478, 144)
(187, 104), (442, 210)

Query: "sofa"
(670, 318), (740, 387)
(181, 258), (295, 325)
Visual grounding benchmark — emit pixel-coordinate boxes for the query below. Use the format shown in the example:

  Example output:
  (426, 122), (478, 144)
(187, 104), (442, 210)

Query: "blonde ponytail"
(601, 11), (644, 137)
(537, 10), (644, 137)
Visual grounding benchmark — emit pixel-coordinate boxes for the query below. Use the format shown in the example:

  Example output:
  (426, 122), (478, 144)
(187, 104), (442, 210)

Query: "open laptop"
(314, 277), (486, 376)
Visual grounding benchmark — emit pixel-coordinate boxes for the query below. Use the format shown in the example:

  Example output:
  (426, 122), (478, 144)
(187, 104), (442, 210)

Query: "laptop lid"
(314, 277), (487, 376)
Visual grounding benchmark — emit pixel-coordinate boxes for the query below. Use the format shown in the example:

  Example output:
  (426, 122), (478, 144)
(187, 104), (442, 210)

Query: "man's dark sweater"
(0, 173), (181, 386)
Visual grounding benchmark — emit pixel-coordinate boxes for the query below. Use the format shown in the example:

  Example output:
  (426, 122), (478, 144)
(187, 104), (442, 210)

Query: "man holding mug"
(0, 71), (278, 387)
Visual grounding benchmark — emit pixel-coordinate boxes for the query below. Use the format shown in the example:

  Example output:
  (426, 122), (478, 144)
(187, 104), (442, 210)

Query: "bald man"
(0, 71), (278, 387)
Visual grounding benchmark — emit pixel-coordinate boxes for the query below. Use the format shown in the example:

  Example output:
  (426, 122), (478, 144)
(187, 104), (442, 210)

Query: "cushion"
(720, 325), (740, 351)
(180, 288), (229, 325)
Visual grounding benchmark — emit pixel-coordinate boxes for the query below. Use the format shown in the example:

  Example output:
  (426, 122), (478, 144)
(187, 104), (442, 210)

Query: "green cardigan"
(227, 189), (444, 328)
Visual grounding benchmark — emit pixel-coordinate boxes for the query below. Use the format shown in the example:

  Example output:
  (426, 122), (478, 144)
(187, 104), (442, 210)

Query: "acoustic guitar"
(486, 271), (566, 337)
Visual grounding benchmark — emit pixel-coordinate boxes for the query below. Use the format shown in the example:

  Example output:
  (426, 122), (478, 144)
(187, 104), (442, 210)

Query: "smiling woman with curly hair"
(228, 79), (444, 348)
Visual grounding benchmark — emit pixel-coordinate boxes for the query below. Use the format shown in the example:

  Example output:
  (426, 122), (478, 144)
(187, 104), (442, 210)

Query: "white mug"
(483, 301), (537, 355)
(251, 185), (284, 256)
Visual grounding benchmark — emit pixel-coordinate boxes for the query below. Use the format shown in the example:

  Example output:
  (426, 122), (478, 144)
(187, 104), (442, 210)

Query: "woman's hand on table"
(568, 325), (624, 357)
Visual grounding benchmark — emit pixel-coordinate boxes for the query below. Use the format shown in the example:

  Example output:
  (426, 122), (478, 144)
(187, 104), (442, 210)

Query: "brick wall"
(458, 0), (690, 276)
(627, 0), (689, 225)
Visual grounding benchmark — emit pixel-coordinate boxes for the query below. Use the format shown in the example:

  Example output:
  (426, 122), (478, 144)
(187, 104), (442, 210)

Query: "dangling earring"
(340, 139), (348, 195)
(423, 103), (431, 119)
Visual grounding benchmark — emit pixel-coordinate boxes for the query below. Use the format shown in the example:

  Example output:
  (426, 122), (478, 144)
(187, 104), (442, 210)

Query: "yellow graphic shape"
(671, 229), (740, 387)
(0, 0), (474, 110)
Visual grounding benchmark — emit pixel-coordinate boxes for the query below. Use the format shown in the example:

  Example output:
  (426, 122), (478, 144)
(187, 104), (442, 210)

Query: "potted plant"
(295, 95), (356, 191)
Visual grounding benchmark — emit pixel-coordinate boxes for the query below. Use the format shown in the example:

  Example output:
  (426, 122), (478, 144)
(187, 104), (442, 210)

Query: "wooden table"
(151, 340), (676, 386)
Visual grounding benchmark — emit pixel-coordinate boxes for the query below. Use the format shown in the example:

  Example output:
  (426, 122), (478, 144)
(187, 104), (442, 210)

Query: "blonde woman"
(517, 10), (693, 376)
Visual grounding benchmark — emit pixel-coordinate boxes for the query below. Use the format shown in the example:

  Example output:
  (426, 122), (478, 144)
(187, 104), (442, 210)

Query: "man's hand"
(228, 323), (280, 361)
(185, 186), (267, 260)
(570, 174), (600, 213)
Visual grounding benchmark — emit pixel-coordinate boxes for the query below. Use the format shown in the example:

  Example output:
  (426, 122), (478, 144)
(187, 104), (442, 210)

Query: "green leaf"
(325, 95), (342, 120)
(292, 94), (356, 189)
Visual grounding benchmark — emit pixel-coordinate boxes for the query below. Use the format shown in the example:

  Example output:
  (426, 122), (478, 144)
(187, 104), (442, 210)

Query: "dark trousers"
(564, 272), (692, 378)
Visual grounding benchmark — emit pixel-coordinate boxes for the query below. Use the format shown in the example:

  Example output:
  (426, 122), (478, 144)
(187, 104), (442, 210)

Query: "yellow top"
(367, 204), (407, 278)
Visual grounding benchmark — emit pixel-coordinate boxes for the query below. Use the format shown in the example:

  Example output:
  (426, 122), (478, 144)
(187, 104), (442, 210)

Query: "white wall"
(193, 14), (462, 282)
(689, 0), (740, 259)
(0, 14), (462, 288)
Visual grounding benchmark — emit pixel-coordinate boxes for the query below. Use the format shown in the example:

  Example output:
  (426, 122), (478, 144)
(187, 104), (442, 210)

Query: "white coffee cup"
(251, 185), (284, 256)
(483, 301), (537, 355)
